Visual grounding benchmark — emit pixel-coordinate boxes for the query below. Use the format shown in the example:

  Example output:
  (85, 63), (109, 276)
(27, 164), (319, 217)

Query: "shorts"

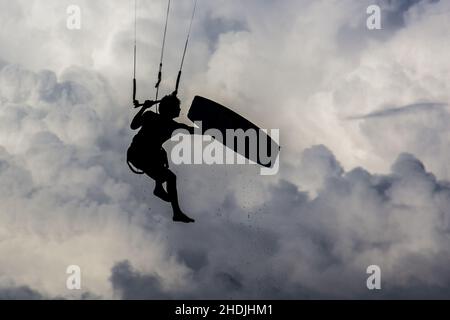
(127, 143), (171, 182)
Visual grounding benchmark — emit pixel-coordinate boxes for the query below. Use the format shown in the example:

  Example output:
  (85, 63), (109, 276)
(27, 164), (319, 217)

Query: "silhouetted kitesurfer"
(127, 94), (195, 223)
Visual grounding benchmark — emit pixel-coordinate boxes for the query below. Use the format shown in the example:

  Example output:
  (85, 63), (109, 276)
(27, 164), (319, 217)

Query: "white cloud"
(0, 0), (449, 299)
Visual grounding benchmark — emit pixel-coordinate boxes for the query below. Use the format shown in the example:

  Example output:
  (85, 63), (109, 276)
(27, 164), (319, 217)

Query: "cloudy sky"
(0, 0), (450, 299)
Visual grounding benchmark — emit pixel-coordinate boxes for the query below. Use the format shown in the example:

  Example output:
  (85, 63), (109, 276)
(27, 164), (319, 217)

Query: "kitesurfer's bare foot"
(173, 211), (195, 223)
(154, 184), (170, 202)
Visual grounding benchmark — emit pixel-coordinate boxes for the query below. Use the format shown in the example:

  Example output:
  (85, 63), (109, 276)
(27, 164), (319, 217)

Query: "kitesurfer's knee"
(154, 181), (170, 202)
(166, 170), (176, 183)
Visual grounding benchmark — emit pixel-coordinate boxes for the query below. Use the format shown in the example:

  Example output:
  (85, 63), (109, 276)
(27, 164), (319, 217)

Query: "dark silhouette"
(127, 94), (195, 223)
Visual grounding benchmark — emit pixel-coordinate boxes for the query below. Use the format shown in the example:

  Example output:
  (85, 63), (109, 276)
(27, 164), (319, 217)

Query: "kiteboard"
(188, 96), (280, 168)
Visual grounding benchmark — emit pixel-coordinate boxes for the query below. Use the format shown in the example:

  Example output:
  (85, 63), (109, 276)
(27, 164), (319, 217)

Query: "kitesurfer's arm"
(175, 122), (195, 135)
(130, 100), (158, 130)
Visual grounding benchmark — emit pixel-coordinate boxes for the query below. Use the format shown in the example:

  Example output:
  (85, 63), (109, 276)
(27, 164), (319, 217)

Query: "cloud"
(0, 0), (450, 300)
(1, 62), (450, 299)
(346, 102), (447, 120)
(110, 261), (170, 300)
(377, 0), (441, 30)
(107, 146), (450, 299)
(0, 286), (44, 300)
(0, 61), (191, 299)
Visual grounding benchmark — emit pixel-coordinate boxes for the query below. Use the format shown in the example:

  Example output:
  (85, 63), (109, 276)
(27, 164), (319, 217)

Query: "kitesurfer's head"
(159, 94), (181, 119)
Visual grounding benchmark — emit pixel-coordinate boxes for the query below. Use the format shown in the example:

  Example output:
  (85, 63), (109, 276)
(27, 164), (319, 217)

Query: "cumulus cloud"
(108, 146), (450, 299)
(0, 0), (450, 300)
(0, 62), (192, 299)
(110, 261), (170, 300)
(347, 102), (447, 120)
(0, 286), (44, 300)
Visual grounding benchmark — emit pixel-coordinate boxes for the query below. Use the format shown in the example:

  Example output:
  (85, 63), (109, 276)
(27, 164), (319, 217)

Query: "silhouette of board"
(188, 96), (279, 168)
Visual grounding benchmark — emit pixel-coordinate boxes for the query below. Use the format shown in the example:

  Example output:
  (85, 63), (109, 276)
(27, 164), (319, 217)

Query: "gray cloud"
(110, 261), (170, 300)
(109, 146), (450, 299)
(0, 0), (450, 300)
(201, 13), (248, 51)
(0, 286), (44, 300)
(379, 0), (441, 29)
(347, 102), (447, 120)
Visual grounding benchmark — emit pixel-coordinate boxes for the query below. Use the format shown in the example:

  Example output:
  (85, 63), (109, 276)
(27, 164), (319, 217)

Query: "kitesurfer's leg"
(166, 170), (195, 223)
(153, 181), (170, 202)
(153, 149), (171, 202)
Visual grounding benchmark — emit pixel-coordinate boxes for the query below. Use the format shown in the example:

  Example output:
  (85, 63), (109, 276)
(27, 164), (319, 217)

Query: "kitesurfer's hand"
(143, 100), (155, 109)
(133, 100), (140, 108)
